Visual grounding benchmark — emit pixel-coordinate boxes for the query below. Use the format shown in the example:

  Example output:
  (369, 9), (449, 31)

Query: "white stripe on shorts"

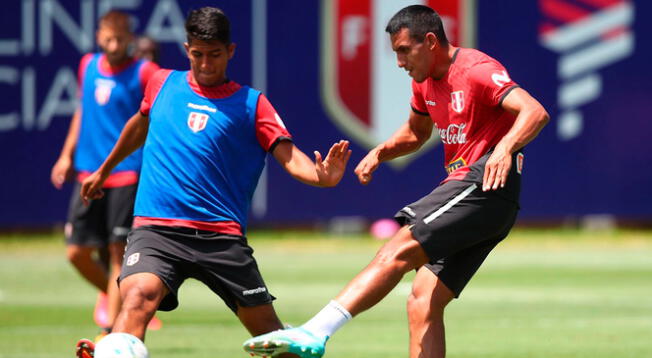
(423, 183), (478, 224)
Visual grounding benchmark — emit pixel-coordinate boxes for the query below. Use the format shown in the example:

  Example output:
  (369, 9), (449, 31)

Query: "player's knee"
(374, 239), (425, 273)
(107, 243), (126, 265)
(409, 276), (453, 317)
(66, 245), (92, 264)
(121, 294), (156, 318)
(407, 292), (425, 318)
(372, 248), (410, 273)
(121, 284), (159, 313)
(407, 289), (447, 320)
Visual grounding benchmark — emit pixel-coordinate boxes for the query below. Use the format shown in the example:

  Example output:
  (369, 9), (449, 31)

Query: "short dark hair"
(99, 10), (132, 32)
(385, 5), (448, 45)
(185, 7), (230, 45)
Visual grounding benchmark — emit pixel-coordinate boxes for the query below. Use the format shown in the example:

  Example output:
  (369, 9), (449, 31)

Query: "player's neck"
(430, 45), (457, 80)
(105, 55), (132, 68)
(99, 54), (134, 75)
(189, 71), (228, 88)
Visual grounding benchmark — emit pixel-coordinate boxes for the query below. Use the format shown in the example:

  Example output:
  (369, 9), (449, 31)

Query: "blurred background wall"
(0, 0), (650, 229)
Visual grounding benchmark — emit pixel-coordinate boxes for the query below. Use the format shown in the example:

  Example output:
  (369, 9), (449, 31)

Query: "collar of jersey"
(186, 72), (242, 99)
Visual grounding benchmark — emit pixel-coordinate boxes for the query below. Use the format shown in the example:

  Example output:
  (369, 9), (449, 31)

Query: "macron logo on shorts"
(401, 207), (416, 218)
(242, 287), (267, 296)
(126, 252), (140, 266)
(113, 227), (130, 237)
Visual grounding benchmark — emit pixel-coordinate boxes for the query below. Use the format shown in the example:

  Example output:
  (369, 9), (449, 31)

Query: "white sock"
(301, 300), (352, 340)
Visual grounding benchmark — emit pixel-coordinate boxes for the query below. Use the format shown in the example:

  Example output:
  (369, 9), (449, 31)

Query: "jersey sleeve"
(410, 80), (429, 115)
(76, 53), (94, 98)
(138, 61), (161, 95)
(139, 69), (172, 116)
(468, 61), (519, 107)
(255, 94), (292, 152)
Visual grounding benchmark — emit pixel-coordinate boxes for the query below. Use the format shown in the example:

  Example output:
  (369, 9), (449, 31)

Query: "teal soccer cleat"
(243, 327), (327, 358)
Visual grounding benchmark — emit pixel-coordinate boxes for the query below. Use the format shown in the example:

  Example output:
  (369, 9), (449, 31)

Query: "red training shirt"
(411, 47), (519, 183)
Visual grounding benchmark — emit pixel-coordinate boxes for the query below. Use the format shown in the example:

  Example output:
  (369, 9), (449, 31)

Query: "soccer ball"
(95, 333), (149, 358)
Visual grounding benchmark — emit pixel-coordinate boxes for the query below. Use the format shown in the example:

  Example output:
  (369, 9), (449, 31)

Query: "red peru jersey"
(411, 48), (519, 183)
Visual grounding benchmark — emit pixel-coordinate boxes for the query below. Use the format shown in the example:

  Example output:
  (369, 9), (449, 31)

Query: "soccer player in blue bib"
(50, 10), (159, 339)
(75, 7), (351, 358)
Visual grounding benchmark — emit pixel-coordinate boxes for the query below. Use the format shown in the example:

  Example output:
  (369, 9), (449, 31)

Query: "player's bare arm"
(81, 112), (149, 204)
(483, 88), (549, 191)
(50, 109), (81, 189)
(272, 140), (352, 187)
(355, 110), (432, 185)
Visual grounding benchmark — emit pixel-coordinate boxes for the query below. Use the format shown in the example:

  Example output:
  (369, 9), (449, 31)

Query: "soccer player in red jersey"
(50, 10), (160, 343)
(245, 5), (549, 358)
(76, 7), (351, 358)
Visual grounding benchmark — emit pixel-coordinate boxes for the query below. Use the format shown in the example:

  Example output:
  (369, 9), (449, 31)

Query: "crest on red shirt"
(321, 0), (476, 168)
(451, 90), (465, 113)
(187, 112), (209, 133)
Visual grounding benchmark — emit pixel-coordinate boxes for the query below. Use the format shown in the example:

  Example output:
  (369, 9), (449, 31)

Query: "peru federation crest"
(187, 112), (209, 133)
(451, 90), (465, 113)
(94, 78), (115, 106)
(321, 0), (476, 168)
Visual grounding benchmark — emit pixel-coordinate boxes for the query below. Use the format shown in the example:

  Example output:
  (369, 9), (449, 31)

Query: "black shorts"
(395, 180), (519, 297)
(66, 182), (136, 247)
(119, 226), (275, 313)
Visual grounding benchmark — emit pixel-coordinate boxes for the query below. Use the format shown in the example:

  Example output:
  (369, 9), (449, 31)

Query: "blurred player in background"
(50, 10), (160, 341)
(134, 35), (160, 64)
(244, 5), (549, 358)
(75, 7), (351, 358)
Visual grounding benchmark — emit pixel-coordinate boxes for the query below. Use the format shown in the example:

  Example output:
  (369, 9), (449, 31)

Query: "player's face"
(185, 39), (236, 87)
(390, 28), (436, 83)
(96, 25), (133, 65)
(134, 38), (158, 63)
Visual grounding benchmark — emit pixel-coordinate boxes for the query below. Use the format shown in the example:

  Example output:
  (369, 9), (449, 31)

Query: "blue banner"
(1, 0), (650, 228)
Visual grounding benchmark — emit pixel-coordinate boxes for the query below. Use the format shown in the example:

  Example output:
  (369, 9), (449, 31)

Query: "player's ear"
(183, 42), (190, 58)
(227, 43), (236, 60)
(425, 32), (438, 50)
(96, 29), (103, 48)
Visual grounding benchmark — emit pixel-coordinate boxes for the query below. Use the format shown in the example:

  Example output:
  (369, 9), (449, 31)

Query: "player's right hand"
(354, 149), (381, 185)
(50, 157), (74, 189)
(80, 170), (107, 205)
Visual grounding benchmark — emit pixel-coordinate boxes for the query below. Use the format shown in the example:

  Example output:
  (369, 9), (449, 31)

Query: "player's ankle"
(302, 300), (352, 340)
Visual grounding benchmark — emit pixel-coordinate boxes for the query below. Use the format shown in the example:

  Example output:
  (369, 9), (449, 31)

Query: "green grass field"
(1, 228), (651, 358)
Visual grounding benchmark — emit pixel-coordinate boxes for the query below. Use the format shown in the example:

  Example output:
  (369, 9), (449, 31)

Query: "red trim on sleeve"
(138, 61), (161, 94)
(76, 171), (138, 188)
(133, 217), (243, 236)
(255, 94), (292, 151)
(140, 69), (173, 116)
(77, 53), (94, 98)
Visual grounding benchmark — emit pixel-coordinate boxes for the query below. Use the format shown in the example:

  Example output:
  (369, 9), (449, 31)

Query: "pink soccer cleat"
(93, 292), (109, 328)
(147, 315), (163, 330)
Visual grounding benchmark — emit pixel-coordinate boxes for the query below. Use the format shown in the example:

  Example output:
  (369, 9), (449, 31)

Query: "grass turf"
(1, 228), (651, 357)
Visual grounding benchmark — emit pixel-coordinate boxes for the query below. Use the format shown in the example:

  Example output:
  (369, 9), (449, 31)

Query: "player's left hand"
(483, 147), (512, 191)
(315, 140), (352, 187)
